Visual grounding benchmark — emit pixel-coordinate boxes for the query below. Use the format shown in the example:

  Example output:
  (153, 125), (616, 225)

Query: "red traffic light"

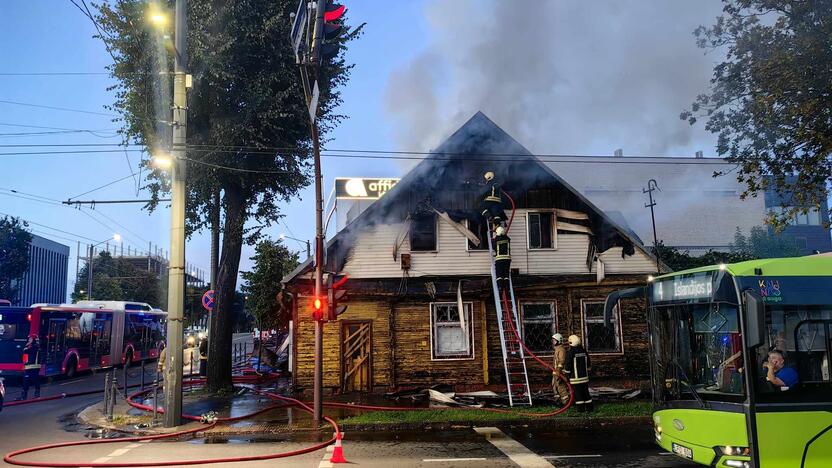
(324, 4), (346, 22)
(312, 296), (325, 321)
(313, 297), (323, 310)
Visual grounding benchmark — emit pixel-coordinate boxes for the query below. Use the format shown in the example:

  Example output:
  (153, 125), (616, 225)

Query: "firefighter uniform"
(551, 334), (570, 405)
(19, 335), (41, 400)
(564, 335), (593, 412)
(479, 173), (507, 226)
(493, 227), (511, 292)
(199, 338), (208, 376)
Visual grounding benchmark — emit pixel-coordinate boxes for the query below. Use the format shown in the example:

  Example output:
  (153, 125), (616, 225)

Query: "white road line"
(125, 443), (142, 449)
(544, 454), (602, 459)
(91, 457), (112, 463)
(423, 458), (488, 462)
(107, 448), (131, 457)
(59, 379), (84, 386)
(474, 427), (553, 468)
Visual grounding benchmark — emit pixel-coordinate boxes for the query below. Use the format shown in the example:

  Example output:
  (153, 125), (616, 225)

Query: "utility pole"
(164, 0), (188, 428)
(207, 190), (219, 338)
(643, 179), (661, 275)
(87, 244), (94, 300)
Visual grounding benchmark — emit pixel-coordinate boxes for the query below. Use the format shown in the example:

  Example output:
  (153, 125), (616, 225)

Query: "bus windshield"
(652, 302), (745, 403)
(0, 310), (31, 362)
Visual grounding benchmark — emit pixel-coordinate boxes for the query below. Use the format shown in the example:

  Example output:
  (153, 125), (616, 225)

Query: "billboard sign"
(335, 178), (400, 200)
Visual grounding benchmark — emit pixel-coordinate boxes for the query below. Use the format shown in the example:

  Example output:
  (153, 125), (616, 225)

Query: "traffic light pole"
(164, 0), (188, 428)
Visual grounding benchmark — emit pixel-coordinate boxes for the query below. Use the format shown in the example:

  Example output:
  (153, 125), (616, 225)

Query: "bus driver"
(763, 349), (798, 390)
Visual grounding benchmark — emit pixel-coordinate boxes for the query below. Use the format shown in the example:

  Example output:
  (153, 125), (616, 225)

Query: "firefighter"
(17, 335), (41, 400)
(551, 333), (570, 405)
(493, 225), (511, 292)
(480, 172), (507, 227)
(198, 338), (208, 377)
(564, 334), (593, 412)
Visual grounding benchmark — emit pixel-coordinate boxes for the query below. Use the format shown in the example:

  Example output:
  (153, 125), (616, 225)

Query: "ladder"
(487, 230), (533, 407)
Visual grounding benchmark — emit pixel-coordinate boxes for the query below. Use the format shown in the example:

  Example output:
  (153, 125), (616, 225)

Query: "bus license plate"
(672, 443), (693, 459)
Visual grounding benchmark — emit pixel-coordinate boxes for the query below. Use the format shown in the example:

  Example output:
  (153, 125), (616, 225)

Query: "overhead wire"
(0, 99), (116, 117)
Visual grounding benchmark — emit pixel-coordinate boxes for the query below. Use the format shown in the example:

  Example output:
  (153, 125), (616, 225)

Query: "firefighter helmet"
(484, 171), (494, 181)
(568, 335), (581, 347)
(552, 333), (563, 343)
(494, 225), (505, 236)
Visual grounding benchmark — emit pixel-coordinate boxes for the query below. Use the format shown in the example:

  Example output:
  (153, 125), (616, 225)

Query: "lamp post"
(279, 233), (311, 260)
(87, 234), (121, 300)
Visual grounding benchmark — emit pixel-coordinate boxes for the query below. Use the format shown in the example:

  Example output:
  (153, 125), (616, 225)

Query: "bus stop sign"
(202, 290), (215, 312)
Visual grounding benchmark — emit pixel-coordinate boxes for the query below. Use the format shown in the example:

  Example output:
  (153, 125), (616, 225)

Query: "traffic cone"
(330, 431), (347, 463)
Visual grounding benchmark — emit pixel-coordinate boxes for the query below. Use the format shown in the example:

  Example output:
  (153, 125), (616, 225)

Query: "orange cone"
(330, 431), (347, 463)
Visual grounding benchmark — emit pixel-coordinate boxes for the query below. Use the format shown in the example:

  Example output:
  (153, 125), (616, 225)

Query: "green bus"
(605, 255), (831, 468)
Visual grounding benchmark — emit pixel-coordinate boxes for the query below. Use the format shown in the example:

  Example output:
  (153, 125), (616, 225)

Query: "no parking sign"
(201, 290), (215, 312)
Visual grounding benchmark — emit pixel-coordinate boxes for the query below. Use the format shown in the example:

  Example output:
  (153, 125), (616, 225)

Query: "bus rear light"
(26, 314), (31, 321)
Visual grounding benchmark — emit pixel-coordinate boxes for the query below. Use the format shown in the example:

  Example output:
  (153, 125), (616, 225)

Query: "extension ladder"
(487, 230), (533, 406)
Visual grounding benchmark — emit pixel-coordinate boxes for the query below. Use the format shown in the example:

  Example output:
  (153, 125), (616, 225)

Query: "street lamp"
(152, 153), (173, 170)
(87, 234), (121, 300)
(279, 233), (311, 259)
(147, 4), (169, 29)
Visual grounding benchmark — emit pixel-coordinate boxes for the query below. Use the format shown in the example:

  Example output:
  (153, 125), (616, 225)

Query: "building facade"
(285, 113), (658, 394)
(14, 234), (70, 306)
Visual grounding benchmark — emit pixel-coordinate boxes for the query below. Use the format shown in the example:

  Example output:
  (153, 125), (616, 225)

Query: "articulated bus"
(605, 255), (831, 468)
(0, 301), (166, 378)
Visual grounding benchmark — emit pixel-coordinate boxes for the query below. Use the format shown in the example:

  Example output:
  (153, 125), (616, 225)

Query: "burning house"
(283, 112), (660, 395)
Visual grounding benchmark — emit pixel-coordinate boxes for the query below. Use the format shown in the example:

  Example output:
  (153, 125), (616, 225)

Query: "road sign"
(290, 0), (308, 62)
(201, 290), (215, 311)
(308, 80), (320, 123)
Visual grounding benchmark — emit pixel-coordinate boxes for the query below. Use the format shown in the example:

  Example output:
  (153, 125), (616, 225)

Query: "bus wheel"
(65, 358), (78, 378)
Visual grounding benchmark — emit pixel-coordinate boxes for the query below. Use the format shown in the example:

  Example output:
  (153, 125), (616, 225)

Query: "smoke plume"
(384, 0), (724, 157)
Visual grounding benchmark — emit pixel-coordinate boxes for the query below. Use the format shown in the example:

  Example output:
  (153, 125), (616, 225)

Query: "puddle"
(59, 412), (128, 440)
(190, 435), (290, 444)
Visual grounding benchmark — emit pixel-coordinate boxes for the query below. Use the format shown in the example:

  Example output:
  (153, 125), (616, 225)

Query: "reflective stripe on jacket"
(494, 235), (511, 260)
(484, 183), (502, 203)
(565, 345), (590, 384)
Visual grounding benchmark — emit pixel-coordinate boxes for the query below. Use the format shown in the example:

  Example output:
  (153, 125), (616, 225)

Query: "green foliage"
(0, 216), (33, 302)
(72, 252), (163, 306)
(655, 226), (803, 272)
(241, 238), (298, 331)
(682, 1), (832, 229)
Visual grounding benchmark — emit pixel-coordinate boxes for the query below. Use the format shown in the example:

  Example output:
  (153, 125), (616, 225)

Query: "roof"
(655, 254), (832, 279)
(284, 112), (661, 284)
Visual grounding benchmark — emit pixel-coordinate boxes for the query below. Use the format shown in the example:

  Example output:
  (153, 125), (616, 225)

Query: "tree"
(94, 1), (359, 390)
(241, 238), (298, 332)
(72, 252), (163, 306)
(0, 216), (32, 302)
(730, 226), (803, 259)
(682, 1), (832, 229)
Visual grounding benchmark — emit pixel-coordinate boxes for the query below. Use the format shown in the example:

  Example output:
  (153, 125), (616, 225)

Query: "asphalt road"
(0, 350), (699, 467)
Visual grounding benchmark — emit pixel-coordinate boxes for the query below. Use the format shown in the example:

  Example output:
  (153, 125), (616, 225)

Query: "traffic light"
(319, 1), (346, 61)
(312, 296), (325, 321)
(327, 274), (348, 321)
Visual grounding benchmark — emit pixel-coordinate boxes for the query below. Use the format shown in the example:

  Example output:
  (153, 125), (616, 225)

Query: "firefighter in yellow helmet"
(480, 171), (507, 227)
(493, 225), (511, 292)
(564, 334), (593, 412)
(551, 333), (570, 405)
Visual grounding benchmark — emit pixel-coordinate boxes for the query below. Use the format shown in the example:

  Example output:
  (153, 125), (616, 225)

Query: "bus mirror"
(743, 290), (765, 349)
(604, 286), (645, 327)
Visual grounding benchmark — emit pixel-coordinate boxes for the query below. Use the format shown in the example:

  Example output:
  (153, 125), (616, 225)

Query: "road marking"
(91, 457), (112, 463)
(544, 454), (602, 459)
(107, 448), (131, 457)
(424, 458), (488, 462)
(59, 378), (84, 386)
(125, 443), (141, 449)
(659, 452), (675, 455)
(474, 427), (553, 467)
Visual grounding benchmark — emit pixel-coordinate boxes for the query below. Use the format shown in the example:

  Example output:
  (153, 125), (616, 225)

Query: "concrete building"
(14, 234), (70, 306)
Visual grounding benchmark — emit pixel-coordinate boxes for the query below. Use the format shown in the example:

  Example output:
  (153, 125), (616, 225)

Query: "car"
(0, 377), (5, 412)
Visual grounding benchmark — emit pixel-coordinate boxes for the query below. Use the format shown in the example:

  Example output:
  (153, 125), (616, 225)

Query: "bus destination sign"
(653, 273), (714, 302)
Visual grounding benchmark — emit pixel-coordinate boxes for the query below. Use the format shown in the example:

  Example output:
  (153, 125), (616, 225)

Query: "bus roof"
(655, 254), (832, 280)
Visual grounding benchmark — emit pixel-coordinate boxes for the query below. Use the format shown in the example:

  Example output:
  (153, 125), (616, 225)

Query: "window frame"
(464, 219), (490, 252)
(429, 302), (476, 361)
(410, 214), (439, 253)
(525, 210), (558, 250)
(520, 301), (557, 356)
(581, 298), (624, 355)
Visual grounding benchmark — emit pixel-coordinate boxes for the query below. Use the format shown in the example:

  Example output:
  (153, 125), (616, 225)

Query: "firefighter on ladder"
(480, 172), (507, 227)
(564, 334), (593, 412)
(551, 333), (570, 406)
(493, 225), (511, 293)
(17, 335), (41, 400)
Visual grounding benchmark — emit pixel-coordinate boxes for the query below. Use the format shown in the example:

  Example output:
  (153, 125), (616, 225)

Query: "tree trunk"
(207, 185), (246, 392)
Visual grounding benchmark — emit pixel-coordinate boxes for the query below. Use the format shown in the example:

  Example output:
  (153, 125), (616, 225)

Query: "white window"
(430, 302), (474, 360)
(521, 302), (556, 355)
(582, 300), (623, 354)
(527, 211), (556, 249)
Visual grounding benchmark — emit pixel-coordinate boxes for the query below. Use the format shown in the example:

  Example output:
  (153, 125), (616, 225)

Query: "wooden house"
(283, 112), (658, 394)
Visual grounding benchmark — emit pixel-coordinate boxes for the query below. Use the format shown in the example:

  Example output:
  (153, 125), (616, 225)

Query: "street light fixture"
(87, 234), (121, 300)
(152, 153), (173, 170)
(280, 233), (311, 259)
(147, 4), (169, 29)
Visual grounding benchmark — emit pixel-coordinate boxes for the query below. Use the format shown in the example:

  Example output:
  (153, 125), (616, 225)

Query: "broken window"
(466, 218), (489, 251)
(431, 302), (474, 359)
(582, 300), (622, 354)
(528, 212), (555, 249)
(521, 303), (556, 354)
(410, 214), (437, 251)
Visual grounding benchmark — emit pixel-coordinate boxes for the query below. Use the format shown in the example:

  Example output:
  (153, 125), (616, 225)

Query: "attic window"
(528, 212), (555, 249)
(410, 214), (437, 251)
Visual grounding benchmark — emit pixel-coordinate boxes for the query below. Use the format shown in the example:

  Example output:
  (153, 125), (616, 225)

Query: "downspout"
(388, 300), (397, 389)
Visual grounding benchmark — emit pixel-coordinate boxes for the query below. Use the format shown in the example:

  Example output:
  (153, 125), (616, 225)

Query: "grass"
(338, 401), (651, 426)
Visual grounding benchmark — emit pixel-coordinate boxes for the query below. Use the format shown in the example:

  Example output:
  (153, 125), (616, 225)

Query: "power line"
(68, 173), (138, 200)
(0, 210), (98, 243)
(0, 99), (116, 117)
(0, 149), (143, 156)
(181, 157), (291, 174)
(0, 72), (111, 76)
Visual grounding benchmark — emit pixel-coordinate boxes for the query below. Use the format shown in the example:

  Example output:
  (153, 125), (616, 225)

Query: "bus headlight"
(724, 461), (750, 468)
(719, 446), (750, 457)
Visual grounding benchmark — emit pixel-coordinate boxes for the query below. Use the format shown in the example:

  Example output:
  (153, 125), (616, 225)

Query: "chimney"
(613, 149), (623, 158)
(695, 150), (704, 159)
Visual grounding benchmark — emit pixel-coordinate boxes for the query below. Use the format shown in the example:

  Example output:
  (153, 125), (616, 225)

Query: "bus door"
(44, 319), (67, 373)
(91, 318), (112, 367)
